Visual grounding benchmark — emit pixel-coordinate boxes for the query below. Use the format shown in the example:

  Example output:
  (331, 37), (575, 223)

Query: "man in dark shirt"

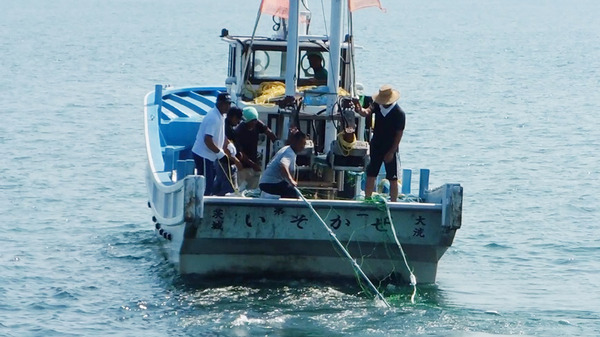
(235, 107), (277, 190)
(225, 107), (243, 141)
(355, 85), (406, 202)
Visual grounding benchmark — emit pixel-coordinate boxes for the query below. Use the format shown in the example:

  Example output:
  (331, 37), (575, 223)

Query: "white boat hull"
(144, 86), (463, 285)
(152, 183), (462, 284)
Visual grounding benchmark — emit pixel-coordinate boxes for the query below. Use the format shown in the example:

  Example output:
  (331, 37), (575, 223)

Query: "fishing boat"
(144, 0), (462, 289)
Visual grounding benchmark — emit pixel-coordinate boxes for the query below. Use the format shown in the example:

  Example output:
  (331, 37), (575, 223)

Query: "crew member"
(191, 92), (234, 196)
(354, 85), (406, 202)
(307, 51), (328, 84)
(213, 106), (244, 196)
(259, 130), (307, 198)
(235, 107), (277, 190)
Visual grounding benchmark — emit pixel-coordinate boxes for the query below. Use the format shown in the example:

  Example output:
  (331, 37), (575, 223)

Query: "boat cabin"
(218, 33), (369, 199)
(221, 33), (356, 103)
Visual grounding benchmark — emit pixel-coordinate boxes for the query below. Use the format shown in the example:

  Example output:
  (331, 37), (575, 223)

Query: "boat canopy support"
(284, 0), (301, 98)
(324, 0), (344, 153)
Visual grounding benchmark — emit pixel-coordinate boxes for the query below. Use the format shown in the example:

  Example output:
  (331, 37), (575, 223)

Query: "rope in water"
(220, 154), (414, 303)
(294, 187), (391, 308)
(369, 194), (418, 304)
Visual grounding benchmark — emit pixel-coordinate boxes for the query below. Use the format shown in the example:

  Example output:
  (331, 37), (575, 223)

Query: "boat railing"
(145, 168), (206, 226)
(145, 86), (462, 228)
(145, 86), (215, 226)
(424, 183), (463, 230)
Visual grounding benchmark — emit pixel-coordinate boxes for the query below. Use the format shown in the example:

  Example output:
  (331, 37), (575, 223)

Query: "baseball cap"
(216, 92), (232, 103)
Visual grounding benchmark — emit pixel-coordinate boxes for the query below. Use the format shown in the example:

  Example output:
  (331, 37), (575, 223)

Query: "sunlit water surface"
(1, 0), (599, 335)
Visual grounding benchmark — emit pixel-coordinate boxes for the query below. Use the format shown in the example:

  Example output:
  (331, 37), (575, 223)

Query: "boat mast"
(283, 0), (345, 150)
(324, 0), (344, 153)
(284, 0), (300, 98)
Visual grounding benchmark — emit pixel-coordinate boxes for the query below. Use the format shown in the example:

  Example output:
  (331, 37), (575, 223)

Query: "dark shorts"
(193, 153), (216, 196)
(366, 146), (400, 180)
(259, 181), (298, 199)
(214, 157), (238, 196)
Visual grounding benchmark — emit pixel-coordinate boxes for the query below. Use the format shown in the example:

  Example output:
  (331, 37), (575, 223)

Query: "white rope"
(378, 195), (418, 304)
(294, 187), (391, 308)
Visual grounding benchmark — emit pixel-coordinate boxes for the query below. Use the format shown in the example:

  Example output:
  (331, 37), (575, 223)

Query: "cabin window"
(298, 49), (330, 84)
(228, 45), (236, 78)
(247, 48), (331, 85)
(250, 49), (286, 81)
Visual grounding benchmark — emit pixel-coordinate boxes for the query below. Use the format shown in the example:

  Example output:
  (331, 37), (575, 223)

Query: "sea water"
(1, 0), (599, 335)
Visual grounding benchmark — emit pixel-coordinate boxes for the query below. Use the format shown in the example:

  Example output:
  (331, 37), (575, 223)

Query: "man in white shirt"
(259, 130), (307, 198)
(192, 92), (232, 196)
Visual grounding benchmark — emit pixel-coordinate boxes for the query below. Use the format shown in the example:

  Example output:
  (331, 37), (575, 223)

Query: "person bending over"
(235, 107), (277, 190)
(259, 130), (307, 198)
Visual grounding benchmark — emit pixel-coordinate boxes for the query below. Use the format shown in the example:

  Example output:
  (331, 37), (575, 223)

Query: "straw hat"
(372, 85), (400, 105)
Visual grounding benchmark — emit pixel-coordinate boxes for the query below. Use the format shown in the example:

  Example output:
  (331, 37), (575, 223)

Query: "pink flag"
(348, 0), (385, 12)
(260, 0), (289, 19)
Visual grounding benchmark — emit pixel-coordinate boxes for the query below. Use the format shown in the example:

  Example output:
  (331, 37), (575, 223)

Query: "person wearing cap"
(354, 85), (406, 202)
(234, 107), (277, 190)
(191, 92), (234, 196)
(213, 106), (244, 196)
(306, 51), (328, 84)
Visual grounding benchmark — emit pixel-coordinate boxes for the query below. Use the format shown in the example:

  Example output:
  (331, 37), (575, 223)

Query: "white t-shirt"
(259, 146), (296, 184)
(191, 107), (225, 160)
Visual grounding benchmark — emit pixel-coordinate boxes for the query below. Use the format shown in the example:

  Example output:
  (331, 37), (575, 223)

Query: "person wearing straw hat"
(354, 85), (406, 202)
